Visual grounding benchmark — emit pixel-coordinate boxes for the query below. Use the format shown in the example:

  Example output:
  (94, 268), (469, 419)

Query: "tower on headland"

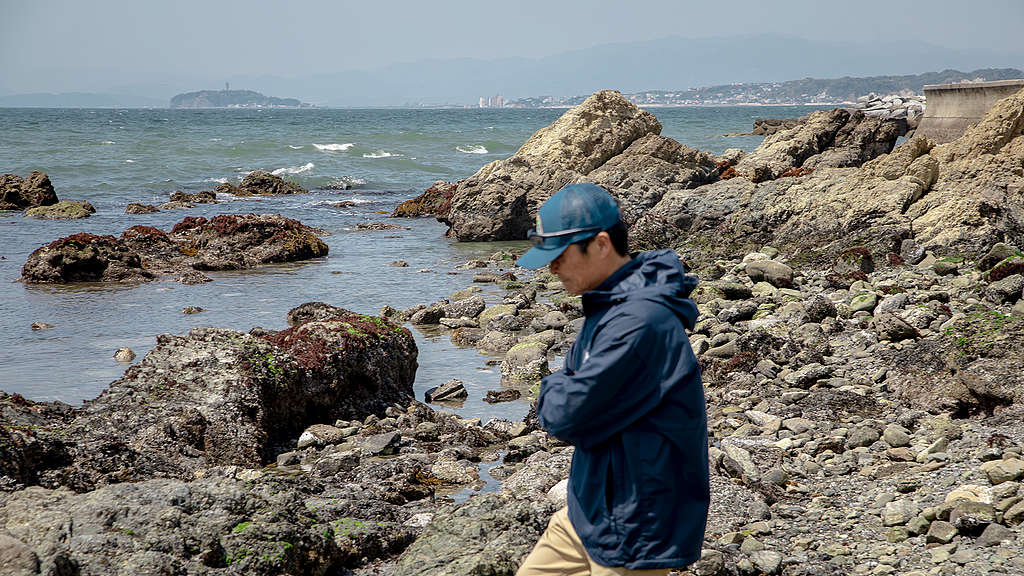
(225, 82), (230, 92)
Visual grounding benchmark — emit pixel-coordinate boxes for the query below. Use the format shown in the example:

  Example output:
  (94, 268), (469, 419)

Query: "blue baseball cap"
(516, 183), (621, 270)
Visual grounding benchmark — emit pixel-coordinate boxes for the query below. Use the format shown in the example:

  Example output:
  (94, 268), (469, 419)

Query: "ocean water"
(0, 105), (824, 422)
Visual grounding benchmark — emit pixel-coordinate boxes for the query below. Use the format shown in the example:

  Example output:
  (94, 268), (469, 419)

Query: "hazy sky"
(2, 0), (1023, 95)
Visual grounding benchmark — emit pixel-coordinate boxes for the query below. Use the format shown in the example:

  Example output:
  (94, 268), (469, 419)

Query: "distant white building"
(479, 94), (505, 108)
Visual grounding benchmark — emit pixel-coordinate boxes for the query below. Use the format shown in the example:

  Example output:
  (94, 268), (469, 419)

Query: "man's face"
(549, 241), (603, 295)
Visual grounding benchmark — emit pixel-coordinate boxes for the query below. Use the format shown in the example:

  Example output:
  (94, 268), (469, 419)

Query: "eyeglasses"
(527, 225), (603, 247)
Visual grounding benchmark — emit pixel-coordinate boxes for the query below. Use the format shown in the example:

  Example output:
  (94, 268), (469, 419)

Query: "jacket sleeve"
(537, 307), (667, 449)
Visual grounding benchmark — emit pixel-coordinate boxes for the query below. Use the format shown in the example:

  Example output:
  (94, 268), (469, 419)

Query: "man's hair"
(575, 220), (629, 257)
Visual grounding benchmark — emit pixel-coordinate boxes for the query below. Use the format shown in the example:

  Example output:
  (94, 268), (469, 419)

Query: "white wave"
(204, 177), (230, 184)
(288, 145), (304, 149)
(314, 143), (354, 151)
(125, 159), (135, 163)
(100, 140), (115, 145)
(363, 150), (400, 158)
(209, 138), (222, 142)
(457, 145), (488, 154)
(272, 162), (315, 176)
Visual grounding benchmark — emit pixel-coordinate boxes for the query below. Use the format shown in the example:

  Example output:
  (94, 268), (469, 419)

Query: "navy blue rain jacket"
(537, 249), (709, 570)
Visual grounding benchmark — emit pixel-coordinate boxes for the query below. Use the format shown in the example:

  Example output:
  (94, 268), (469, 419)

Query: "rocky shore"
(19, 213), (328, 283)
(3, 88), (1024, 576)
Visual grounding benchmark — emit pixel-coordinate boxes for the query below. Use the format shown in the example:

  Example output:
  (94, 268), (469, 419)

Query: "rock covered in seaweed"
(18, 232), (154, 283)
(24, 200), (96, 220)
(20, 213), (329, 283)
(169, 213), (328, 271)
(216, 171), (309, 196)
(0, 304), (416, 491)
(391, 180), (458, 219)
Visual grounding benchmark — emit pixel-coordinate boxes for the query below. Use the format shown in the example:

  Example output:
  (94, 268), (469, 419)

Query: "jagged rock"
(0, 171), (58, 210)
(577, 134), (719, 224)
(734, 109), (905, 182)
(444, 295), (486, 319)
(484, 389), (521, 403)
(391, 180), (457, 218)
(169, 190), (217, 204)
(424, 379), (468, 403)
(0, 307), (416, 491)
(221, 171), (309, 196)
(883, 311), (1024, 413)
(19, 233), (153, 283)
(24, 200), (95, 220)
(168, 213), (328, 271)
(21, 214), (328, 283)
(392, 493), (556, 576)
(978, 242), (1020, 271)
(0, 469), (415, 576)
(125, 202), (159, 214)
(442, 90), (661, 240)
(984, 274), (1024, 303)
(752, 117), (806, 135)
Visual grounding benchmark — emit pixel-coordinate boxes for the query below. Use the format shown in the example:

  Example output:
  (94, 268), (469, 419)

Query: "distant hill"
(169, 89), (307, 109)
(225, 34), (1024, 106)
(0, 92), (166, 108)
(511, 68), (1024, 107)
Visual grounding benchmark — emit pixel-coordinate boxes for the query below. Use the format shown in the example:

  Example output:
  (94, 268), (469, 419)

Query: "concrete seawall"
(916, 79), (1024, 143)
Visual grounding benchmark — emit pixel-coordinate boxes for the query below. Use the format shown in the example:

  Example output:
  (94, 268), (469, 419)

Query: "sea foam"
(288, 145), (304, 149)
(363, 151), (400, 159)
(314, 143), (354, 151)
(457, 145), (488, 154)
(272, 162), (314, 176)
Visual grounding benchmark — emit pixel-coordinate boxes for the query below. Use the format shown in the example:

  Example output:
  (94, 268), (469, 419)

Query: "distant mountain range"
(169, 89), (308, 109)
(511, 68), (1024, 108)
(2, 34), (1022, 107)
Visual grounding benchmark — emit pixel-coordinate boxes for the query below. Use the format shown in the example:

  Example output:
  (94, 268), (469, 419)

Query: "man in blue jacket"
(515, 183), (709, 575)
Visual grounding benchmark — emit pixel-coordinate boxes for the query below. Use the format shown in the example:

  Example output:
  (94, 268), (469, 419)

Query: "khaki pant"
(516, 508), (677, 576)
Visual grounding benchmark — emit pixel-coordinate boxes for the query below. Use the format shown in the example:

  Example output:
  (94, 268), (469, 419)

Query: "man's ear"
(595, 231), (613, 255)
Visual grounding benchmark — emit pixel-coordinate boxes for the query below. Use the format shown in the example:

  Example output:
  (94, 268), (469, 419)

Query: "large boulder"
(24, 200), (96, 220)
(631, 87), (1024, 265)
(391, 180), (457, 219)
(21, 214), (329, 283)
(0, 171), (58, 210)
(442, 90), (661, 240)
(215, 171), (308, 197)
(168, 213), (328, 271)
(392, 493), (557, 576)
(578, 134), (719, 224)
(734, 109), (907, 182)
(0, 468), (416, 576)
(0, 305), (417, 491)
(19, 233), (154, 283)
(884, 309), (1024, 414)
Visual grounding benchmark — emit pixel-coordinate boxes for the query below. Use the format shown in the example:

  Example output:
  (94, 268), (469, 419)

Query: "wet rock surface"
(24, 200), (96, 220)
(20, 213), (328, 283)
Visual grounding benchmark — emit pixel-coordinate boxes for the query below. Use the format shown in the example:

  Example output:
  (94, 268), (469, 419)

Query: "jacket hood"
(583, 249), (699, 329)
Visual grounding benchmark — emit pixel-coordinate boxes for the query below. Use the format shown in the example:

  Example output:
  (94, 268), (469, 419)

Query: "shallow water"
(0, 105), (826, 422)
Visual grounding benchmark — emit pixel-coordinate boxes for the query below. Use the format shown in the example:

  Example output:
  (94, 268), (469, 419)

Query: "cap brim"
(516, 243), (568, 270)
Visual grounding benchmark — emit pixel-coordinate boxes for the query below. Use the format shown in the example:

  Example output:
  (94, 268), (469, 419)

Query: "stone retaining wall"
(917, 79), (1024, 143)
